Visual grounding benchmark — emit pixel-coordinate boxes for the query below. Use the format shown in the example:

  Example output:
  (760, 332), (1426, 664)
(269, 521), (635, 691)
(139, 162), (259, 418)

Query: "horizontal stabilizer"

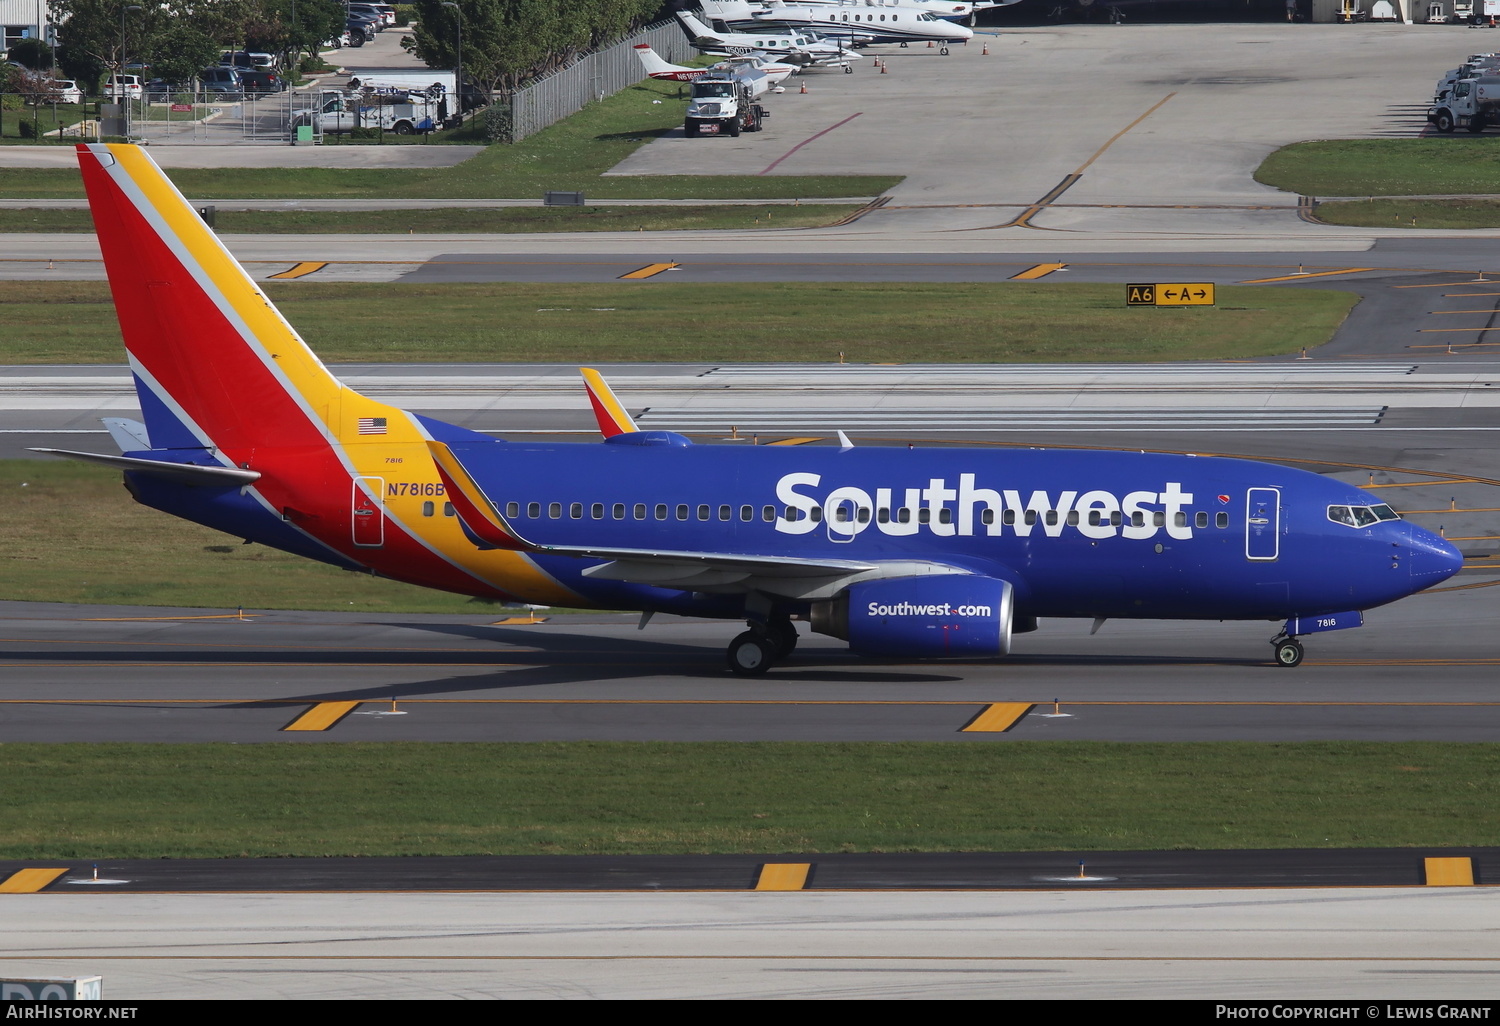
(29, 448), (262, 484)
(102, 417), (151, 452)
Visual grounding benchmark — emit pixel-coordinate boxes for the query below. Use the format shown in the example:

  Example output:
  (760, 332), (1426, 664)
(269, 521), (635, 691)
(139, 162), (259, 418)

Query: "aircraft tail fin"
(634, 43), (690, 78)
(581, 368), (639, 438)
(675, 9), (720, 41)
(75, 143), (368, 456)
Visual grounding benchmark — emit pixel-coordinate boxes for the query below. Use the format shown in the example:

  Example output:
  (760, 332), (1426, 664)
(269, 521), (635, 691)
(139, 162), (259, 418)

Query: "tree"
(402, 0), (661, 99)
(142, 23), (219, 85)
(7, 38), (54, 71)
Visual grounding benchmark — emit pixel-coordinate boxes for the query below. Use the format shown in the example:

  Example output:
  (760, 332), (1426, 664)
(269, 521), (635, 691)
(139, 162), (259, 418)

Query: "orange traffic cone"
(880, 61), (887, 74)
(799, 80), (807, 93)
(927, 40), (934, 47)
(982, 43), (989, 55)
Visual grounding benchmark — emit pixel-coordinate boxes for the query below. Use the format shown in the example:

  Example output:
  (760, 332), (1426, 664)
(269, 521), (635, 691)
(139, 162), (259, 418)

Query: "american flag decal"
(357, 417), (388, 435)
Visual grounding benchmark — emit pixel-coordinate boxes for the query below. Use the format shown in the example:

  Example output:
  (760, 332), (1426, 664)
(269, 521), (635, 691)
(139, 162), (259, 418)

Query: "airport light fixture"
(440, 2), (462, 124)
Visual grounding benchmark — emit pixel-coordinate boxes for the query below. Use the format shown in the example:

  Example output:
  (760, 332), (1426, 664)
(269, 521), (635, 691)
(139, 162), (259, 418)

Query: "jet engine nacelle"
(811, 575), (1014, 658)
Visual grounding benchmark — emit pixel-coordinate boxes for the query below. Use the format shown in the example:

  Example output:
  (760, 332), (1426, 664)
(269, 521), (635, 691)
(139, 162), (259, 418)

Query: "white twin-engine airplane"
(701, 0), (976, 50)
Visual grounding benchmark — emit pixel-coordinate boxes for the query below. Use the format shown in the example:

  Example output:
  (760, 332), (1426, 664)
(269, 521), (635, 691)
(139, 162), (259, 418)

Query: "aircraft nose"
(1404, 523), (1464, 585)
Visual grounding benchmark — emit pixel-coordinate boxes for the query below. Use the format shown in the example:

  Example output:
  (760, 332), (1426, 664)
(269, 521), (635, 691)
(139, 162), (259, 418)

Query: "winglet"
(426, 441), (535, 551)
(581, 368), (639, 439)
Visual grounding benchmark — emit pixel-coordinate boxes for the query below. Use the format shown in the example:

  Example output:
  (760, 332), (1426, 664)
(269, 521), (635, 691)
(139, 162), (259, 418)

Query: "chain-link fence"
(508, 18), (692, 142)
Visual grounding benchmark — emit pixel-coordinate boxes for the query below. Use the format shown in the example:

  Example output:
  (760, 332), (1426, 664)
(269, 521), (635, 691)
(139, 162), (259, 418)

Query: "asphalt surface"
(3, 848), (1493, 891)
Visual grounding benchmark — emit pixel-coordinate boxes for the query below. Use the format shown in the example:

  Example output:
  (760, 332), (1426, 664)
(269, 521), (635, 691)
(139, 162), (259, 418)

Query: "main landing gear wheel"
(766, 620), (798, 659)
(727, 631), (775, 676)
(939, 46), (950, 55)
(1272, 638), (1305, 668)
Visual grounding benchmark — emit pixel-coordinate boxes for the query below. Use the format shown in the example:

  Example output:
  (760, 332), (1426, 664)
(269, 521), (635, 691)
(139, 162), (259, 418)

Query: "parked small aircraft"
(633, 43), (800, 91)
(676, 8), (862, 67)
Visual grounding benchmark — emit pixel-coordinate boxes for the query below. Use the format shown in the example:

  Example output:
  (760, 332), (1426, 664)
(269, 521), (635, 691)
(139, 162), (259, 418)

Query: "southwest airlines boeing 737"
(39, 144), (1463, 675)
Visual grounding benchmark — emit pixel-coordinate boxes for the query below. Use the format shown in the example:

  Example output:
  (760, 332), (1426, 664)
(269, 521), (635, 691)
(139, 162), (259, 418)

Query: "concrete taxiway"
(3, 888), (1499, 999)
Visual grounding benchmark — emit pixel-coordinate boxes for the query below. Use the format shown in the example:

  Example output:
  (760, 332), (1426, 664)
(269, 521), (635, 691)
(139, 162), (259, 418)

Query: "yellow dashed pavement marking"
(267, 261), (329, 280)
(755, 863), (811, 891)
(618, 262), (679, 280)
(282, 701), (360, 732)
(0, 868), (69, 893)
(961, 702), (1035, 733)
(1424, 857), (1475, 886)
(766, 437), (823, 446)
(1010, 263), (1067, 280)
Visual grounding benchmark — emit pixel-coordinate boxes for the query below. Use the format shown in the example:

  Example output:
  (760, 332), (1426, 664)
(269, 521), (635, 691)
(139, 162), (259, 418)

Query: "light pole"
(119, 4), (141, 138)
(440, 2), (462, 127)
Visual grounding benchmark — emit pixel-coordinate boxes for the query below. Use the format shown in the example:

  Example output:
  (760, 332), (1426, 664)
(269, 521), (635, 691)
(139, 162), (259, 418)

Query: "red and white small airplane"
(634, 44), (800, 92)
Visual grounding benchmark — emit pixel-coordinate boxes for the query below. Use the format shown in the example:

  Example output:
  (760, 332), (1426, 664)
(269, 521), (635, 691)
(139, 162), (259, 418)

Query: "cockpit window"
(1328, 503), (1400, 528)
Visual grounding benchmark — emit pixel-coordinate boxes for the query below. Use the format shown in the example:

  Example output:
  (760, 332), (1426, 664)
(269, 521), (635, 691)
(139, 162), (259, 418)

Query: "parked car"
(240, 69), (283, 94)
(219, 51), (276, 71)
(368, 3), (398, 26)
(145, 78), (190, 102)
(51, 79), (83, 104)
(105, 74), (143, 100)
(347, 5), (387, 29)
(346, 12), (381, 38)
(198, 66), (242, 99)
(322, 30), (352, 49)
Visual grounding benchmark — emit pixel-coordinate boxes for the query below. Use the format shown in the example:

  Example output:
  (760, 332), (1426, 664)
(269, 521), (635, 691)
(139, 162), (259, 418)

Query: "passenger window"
(1216, 512), (1229, 528)
(898, 508), (912, 524)
(1131, 511), (1144, 528)
(570, 502), (583, 519)
(1195, 511), (1208, 529)
(655, 503), (668, 520)
(878, 508), (891, 524)
(741, 505), (753, 521)
(505, 502), (519, 518)
(1025, 511), (1038, 526)
(590, 503), (604, 519)
(1174, 512), (1187, 528)
(1045, 510), (1059, 526)
(982, 509), (995, 526)
(834, 506), (850, 523)
(1111, 511), (1121, 526)
(634, 503), (646, 520)
(719, 504), (732, 521)
(857, 508), (870, 524)
(549, 502), (562, 519)
(697, 504), (710, 521)
(527, 502), (540, 519)
(763, 505), (776, 522)
(939, 509), (952, 525)
(422, 501), (435, 517)
(1003, 510), (1016, 526)
(676, 504), (689, 521)
(444, 502), (454, 517)
(919, 509), (931, 524)
(1066, 511), (1080, 526)
(612, 503), (625, 520)
(1152, 511), (1165, 527)
(810, 507), (823, 523)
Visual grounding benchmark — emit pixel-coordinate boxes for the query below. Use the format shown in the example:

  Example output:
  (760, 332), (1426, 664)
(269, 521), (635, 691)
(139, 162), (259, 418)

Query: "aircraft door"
(1245, 487), (1280, 561)
(825, 493), (870, 544)
(352, 476), (386, 548)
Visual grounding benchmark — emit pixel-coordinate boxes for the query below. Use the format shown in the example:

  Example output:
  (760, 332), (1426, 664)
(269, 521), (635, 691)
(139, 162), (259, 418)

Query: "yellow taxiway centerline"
(1238, 268), (1375, 284)
(1010, 263), (1067, 280)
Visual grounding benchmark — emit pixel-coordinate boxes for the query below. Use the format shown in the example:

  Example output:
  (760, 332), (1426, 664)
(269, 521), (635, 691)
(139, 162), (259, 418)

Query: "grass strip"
(1, 742), (1496, 858)
(1256, 139), (1500, 197)
(0, 204), (859, 234)
(0, 459), (512, 612)
(0, 282), (1357, 364)
(0, 77), (900, 200)
(1313, 198), (1500, 229)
